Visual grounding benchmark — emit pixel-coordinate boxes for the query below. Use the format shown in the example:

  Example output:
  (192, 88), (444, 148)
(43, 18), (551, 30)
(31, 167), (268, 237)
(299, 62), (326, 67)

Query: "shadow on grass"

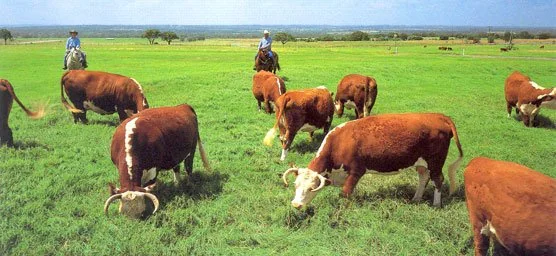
(12, 140), (51, 150)
(510, 114), (555, 129)
(290, 133), (326, 154)
(284, 206), (315, 230)
(89, 119), (120, 127)
(156, 170), (229, 202)
(352, 182), (466, 207)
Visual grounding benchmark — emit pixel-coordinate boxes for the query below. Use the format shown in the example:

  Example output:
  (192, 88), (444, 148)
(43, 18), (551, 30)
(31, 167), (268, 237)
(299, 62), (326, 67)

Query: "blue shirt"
(66, 37), (81, 50)
(258, 36), (272, 51)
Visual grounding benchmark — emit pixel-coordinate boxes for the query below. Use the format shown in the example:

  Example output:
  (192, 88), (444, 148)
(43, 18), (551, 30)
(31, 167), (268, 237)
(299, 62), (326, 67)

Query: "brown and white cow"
(61, 70), (149, 124)
(252, 70), (286, 113)
(104, 104), (211, 218)
(0, 79), (45, 147)
(282, 113), (463, 208)
(504, 71), (556, 127)
(334, 74), (378, 119)
(263, 86), (335, 161)
(464, 157), (556, 256)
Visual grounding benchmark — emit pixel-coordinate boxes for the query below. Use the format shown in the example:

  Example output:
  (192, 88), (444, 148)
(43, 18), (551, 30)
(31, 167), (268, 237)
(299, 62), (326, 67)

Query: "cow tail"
(447, 117), (464, 195)
(60, 71), (83, 113)
(363, 78), (370, 117)
(197, 136), (211, 171)
(275, 52), (280, 71)
(263, 97), (287, 146)
(5, 81), (45, 119)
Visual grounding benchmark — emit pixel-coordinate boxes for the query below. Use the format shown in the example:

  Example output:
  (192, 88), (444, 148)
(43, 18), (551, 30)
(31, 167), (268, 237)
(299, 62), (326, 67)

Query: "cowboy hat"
(263, 30), (270, 34)
(69, 30), (78, 34)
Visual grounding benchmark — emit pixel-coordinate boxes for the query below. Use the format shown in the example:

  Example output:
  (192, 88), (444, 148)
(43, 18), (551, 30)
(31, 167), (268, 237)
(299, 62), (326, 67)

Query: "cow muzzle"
(104, 191), (160, 218)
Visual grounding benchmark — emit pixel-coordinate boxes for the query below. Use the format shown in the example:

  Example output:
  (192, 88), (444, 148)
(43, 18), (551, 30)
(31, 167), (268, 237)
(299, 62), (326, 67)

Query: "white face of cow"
(287, 168), (327, 209)
(117, 191), (148, 219)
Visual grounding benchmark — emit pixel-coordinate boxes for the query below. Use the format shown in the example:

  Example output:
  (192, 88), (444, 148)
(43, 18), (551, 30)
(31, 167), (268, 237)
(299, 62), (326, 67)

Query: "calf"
(334, 74), (378, 118)
(0, 79), (44, 147)
(464, 157), (556, 256)
(252, 70), (286, 113)
(263, 86), (335, 161)
(504, 71), (556, 126)
(104, 104), (211, 218)
(282, 113), (463, 208)
(61, 70), (149, 123)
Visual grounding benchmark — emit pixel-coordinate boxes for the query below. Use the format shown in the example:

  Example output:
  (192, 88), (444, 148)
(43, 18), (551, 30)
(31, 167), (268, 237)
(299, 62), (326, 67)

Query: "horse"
(66, 47), (85, 70)
(255, 49), (280, 74)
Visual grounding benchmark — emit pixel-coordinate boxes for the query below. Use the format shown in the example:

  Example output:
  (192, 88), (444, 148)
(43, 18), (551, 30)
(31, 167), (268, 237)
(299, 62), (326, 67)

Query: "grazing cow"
(263, 86), (335, 161)
(104, 104), (211, 218)
(464, 157), (556, 256)
(540, 45), (545, 49)
(447, 47), (453, 51)
(282, 113), (463, 208)
(334, 74), (378, 119)
(0, 79), (45, 147)
(252, 70), (286, 113)
(504, 71), (556, 126)
(61, 70), (149, 123)
(438, 46), (447, 50)
(500, 48), (508, 52)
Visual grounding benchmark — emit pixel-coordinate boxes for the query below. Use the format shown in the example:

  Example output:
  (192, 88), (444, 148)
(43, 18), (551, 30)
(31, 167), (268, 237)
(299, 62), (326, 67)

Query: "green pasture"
(1, 39), (555, 255)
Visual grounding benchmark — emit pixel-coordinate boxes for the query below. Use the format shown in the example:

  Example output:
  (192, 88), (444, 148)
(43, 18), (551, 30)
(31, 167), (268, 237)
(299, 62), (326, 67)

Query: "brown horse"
(255, 49), (280, 74)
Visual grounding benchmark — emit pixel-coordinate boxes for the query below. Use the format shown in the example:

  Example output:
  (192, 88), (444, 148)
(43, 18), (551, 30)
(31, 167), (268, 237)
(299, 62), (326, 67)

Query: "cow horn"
(144, 193), (160, 214)
(282, 168), (298, 187)
(103, 194), (122, 216)
(311, 174), (327, 192)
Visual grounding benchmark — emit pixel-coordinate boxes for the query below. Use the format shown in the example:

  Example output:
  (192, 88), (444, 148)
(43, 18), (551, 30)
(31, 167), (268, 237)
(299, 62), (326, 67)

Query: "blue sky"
(1, 0), (555, 27)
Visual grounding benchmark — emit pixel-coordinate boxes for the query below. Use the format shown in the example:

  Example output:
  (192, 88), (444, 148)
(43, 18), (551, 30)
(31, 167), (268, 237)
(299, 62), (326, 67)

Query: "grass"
(1, 38), (555, 255)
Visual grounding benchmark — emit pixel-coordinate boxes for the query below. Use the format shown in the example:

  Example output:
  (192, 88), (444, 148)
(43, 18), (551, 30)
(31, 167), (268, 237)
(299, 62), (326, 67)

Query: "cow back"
(278, 87), (334, 128)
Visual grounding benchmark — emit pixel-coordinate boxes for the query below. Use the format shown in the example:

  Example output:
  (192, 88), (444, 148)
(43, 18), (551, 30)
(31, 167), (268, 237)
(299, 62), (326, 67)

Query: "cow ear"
(108, 183), (119, 195)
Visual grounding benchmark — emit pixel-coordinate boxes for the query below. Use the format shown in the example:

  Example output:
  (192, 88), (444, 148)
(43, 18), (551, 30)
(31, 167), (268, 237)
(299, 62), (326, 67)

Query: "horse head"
(67, 47), (84, 70)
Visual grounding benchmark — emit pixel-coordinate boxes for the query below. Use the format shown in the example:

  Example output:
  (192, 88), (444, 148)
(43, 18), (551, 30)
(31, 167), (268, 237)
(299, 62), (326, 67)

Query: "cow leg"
(117, 108), (130, 122)
(506, 102), (513, 118)
(184, 153), (194, 176)
(411, 166), (430, 202)
(0, 125), (13, 147)
(172, 165), (182, 183)
(257, 100), (262, 112)
(470, 218), (490, 256)
(264, 99), (272, 114)
(335, 101), (344, 117)
(280, 130), (296, 161)
(341, 172), (363, 197)
(430, 172), (444, 207)
(323, 120), (332, 134)
(356, 105), (365, 119)
(521, 114), (531, 127)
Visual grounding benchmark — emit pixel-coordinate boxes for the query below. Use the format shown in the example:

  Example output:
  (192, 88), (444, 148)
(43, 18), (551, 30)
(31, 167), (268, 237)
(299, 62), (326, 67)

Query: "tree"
(502, 31), (512, 42)
(273, 32), (295, 45)
(0, 28), (13, 45)
(141, 29), (161, 45)
(537, 33), (552, 39)
(517, 31), (533, 39)
(348, 31), (369, 41)
(160, 31), (178, 45)
(439, 35), (449, 40)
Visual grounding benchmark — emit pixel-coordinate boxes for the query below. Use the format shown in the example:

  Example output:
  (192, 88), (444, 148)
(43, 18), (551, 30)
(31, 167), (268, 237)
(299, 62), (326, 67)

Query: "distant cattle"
(447, 47), (453, 51)
(500, 48), (508, 52)
(540, 45), (545, 49)
(464, 157), (556, 256)
(504, 71), (556, 126)
(104, 104), (211, 218)
(282, 113), (463, 208)
(252, 70), (286, 113)
(61, 70), (149, 123)
(438, 46), (447, 50)
(334, 74), (378, 119)
(263, 86), (335, 161)
(0, 79), (45, 147)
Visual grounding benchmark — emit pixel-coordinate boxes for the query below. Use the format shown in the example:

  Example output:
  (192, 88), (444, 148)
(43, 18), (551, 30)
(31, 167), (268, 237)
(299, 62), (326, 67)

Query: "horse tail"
(275, 52), (281, 71)
(3, 80), (45, 119)
(60, 71), (84, 113)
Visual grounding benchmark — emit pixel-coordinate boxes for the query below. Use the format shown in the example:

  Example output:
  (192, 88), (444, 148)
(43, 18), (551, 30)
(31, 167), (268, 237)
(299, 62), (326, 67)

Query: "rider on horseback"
(253, 30), (274, 70)
(63, 30), (88, 70)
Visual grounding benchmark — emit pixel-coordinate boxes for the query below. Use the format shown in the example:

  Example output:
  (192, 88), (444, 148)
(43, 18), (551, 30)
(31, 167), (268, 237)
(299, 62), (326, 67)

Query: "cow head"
(104, 183), (159, 219)
(282, 167), (330, 209)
